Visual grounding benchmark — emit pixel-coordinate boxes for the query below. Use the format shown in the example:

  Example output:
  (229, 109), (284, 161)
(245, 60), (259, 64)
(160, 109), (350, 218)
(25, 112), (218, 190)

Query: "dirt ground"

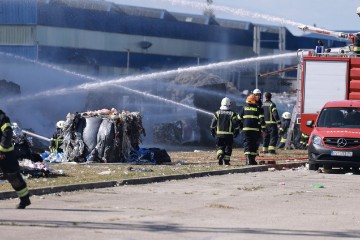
(1, 166), (360, 240)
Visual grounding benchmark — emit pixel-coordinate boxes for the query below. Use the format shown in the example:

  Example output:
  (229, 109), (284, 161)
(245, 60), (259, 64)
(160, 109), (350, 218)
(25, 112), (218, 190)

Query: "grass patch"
(0, 149), (307, 192)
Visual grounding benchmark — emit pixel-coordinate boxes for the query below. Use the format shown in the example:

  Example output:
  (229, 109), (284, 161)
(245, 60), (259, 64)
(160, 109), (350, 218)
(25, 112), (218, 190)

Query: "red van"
(306, 100), (360, 170)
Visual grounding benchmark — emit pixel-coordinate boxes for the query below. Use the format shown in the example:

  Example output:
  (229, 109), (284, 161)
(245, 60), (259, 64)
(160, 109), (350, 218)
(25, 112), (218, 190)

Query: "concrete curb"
(0, 162), (306, 200)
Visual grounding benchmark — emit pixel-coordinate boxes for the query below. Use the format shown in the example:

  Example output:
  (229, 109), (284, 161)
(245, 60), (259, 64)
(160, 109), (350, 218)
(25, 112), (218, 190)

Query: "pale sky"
(109, 0), (360, 35)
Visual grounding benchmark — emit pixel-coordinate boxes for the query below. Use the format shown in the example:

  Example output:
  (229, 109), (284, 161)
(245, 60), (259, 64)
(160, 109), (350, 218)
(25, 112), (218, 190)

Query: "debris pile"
(62, 108), (146, 163)
(153, 121), (183, 144)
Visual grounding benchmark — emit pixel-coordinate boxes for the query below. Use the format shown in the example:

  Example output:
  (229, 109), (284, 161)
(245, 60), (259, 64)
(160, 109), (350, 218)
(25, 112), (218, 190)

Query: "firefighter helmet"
(264, 92), (272, 99)
(253, 89), (261, 95)
(282, 112), (291, 119)
(357, 6), (360, 16)
(56, 120), (65, 129)
(246, 94), (256, 105)
(220, 97), (231, 110)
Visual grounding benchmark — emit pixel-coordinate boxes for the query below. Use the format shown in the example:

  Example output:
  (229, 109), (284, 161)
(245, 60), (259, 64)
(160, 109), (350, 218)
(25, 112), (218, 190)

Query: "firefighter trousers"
(243, 130), (258, 156)
(0, 151), (29, 198)
(263, 124), (278, 152)
(215, 135), (234, 163)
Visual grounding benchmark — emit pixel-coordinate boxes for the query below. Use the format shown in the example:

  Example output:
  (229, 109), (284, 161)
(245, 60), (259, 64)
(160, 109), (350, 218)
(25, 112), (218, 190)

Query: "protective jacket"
(277, 118), (291, 148)
(0, 110), (14, 153)
(0, 110), (30, 209)
(238, 104), (265, 132)
(238, 103), (265, 164)
(50, 128), (64, 153)
(210, 109), (239, 165)
(262, 100), (280, 153)
(210, 110), (239, 137)
(354, 33), (360, 54)
(263, 100), (280, 124)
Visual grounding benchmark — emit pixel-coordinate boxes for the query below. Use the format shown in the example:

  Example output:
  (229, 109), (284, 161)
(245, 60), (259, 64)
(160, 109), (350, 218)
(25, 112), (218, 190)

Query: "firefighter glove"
(0, 152), (5, 160)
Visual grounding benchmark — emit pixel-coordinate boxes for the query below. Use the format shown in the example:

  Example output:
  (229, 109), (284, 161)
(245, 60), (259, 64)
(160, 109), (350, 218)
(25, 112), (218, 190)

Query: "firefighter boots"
(269, 150), (276, 154)
(16, 194), (31, 209)
(224, 160), (230, 165)
(217, 155), (224, 165)
(249, 155), (258, 165)
(245, 155), (250, 165)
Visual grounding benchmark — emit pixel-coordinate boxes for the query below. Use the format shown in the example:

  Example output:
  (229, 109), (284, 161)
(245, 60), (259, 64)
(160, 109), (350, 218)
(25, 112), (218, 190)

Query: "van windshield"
(317, 107), (360, 128)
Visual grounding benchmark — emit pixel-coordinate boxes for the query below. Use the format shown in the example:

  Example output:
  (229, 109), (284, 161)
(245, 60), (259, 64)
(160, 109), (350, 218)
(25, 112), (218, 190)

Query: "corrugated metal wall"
(0, 26), (35, 45)
(0, 0), (37, 24)
(0, 46), (37, 59)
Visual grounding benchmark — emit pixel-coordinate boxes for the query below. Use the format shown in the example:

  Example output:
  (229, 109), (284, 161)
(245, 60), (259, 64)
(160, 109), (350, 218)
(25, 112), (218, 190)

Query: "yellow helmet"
(246, 94), (256, 105)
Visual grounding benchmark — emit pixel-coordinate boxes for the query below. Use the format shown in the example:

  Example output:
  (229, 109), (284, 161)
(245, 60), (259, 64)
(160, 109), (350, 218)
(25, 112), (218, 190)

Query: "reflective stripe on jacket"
(210, 110), (239, 136)
(238, 104), (265, 131)
(263, 100), (280, 124)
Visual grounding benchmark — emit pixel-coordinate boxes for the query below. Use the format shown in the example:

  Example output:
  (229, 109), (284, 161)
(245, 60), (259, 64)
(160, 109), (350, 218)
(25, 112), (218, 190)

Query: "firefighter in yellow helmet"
(238, 95), (266, 165)
(210, 97), (240, 165)
(49, 120), (65, 153)
(0, 110), (31, 209)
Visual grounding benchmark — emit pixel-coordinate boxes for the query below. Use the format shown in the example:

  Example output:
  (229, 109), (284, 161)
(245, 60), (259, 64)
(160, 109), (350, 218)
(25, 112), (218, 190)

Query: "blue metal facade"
(0, 46), (37, 59)
(0, 0), (37, 24)
(0, 0), (349, 72)
(36, 5), (254, 46)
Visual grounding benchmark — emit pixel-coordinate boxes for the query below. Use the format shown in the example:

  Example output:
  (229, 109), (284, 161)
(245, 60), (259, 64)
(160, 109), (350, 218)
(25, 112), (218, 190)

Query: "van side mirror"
(306, 120), (314, 128)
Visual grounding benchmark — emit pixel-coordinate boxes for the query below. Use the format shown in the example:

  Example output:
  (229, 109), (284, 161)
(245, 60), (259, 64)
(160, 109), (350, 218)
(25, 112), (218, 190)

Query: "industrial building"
(0, 0), (349, 92)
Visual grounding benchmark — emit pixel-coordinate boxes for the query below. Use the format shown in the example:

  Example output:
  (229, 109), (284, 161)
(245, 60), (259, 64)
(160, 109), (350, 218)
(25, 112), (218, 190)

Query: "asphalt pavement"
(1, 162), (360, 240)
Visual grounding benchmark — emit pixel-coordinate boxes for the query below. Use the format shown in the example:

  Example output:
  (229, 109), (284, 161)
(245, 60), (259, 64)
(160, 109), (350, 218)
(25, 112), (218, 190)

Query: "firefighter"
(277, 112), (291, 149)
(238, 94), (265, 165)
(253, 89), (265, 154)
(353, 33), (360, 55)
(0, 110), (31, 209)
(50, 120), (65, 153)
(299, 132), (309, 150)
(210, 97), (240, 165)
(262, 92), (281, 154)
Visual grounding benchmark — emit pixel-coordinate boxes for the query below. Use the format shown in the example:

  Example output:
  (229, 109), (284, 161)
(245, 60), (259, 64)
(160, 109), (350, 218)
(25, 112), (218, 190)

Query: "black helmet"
(264, 92), (272, 99)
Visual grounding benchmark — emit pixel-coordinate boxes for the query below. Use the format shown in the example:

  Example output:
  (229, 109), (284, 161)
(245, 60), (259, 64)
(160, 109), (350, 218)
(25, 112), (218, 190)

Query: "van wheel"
(309, 163), (319, 171)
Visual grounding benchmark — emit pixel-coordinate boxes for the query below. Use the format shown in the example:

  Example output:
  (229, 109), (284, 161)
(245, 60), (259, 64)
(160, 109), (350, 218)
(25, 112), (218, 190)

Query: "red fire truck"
(297, 25), (360, 135)
(296, 25), (360, 170)
(299, 52), (360, 135)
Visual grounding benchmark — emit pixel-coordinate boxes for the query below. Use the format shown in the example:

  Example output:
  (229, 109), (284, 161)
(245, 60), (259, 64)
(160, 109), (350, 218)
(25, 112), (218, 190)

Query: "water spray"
(23, 130), (50, 142)
(4, 52), (296, 117)
(156, 0), (304, 27)
(6, 52), (297, 100)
